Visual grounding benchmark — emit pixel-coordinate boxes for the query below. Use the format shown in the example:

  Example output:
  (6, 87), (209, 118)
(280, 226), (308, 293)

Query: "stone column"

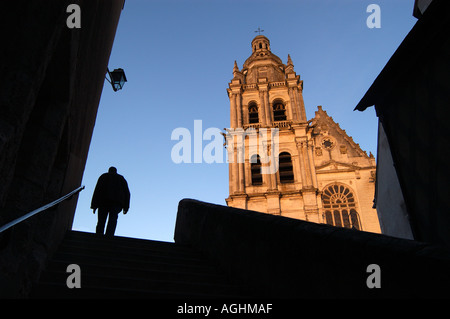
(268, 141), (277, 191)
(236, 93), (242, 128)
(296, 136), (319, 222)
(301, 140), (313, 188)
(228, 139), (240, 194)
(295, 138), (309, 188)
(243, 102), (249, 125)
(239, 161), (245, 193)
(295, 85), (307, 123)
(236, 130), (245, 193)
(263, 140), (272, 191)
(307, 141), (318, 189)
(244, 157), (250, 188)
(230, 92), (236, 128)
(288, 87), (298, 121)
(286, 100), (294, 121)
(228, 159), (233, 194)
(258, 90), (267, 126)
(263, 89), (271, 126)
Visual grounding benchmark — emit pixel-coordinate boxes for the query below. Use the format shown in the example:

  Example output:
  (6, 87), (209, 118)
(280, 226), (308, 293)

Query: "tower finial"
(233, 60), (239, 70)
(233, 60), (242, 80)
(287, 54), (293, 66)
(285, 54), (295, 74)
(254, 27), (264, 35)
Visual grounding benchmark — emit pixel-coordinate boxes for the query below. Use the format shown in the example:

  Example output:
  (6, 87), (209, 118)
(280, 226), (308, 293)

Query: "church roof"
(312, 106), (373, 159)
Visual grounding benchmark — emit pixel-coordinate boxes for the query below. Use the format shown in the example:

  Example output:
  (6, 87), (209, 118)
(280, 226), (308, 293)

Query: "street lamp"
(106, 68), (127, 91)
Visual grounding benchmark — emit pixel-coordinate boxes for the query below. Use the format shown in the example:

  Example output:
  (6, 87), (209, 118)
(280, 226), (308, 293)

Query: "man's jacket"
(91, 172), (130, 211)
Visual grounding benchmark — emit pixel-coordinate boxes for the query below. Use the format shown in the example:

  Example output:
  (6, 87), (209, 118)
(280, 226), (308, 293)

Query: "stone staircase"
(31, 230), (250, 298)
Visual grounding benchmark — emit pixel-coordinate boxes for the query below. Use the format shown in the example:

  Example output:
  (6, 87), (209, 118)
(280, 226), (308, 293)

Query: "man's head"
(108, 166), (117, 174)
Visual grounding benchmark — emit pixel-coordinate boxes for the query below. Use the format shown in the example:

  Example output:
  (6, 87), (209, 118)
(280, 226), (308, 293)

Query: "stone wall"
(0, 0), (124, 297)
(175, 198), (450, 298)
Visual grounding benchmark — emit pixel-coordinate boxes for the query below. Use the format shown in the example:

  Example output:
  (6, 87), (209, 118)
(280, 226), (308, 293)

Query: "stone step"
(37, 270), (242, 297)
(51, 250), (219, 275)
(31, 230), (250, 299)
(33, 281), (244, 299)
(43, 259), (228, 284)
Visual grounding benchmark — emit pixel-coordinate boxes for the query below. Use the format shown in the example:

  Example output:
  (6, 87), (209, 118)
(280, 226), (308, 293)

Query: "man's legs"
(105, 206), (122, 237)
(96, 207), (108, 235)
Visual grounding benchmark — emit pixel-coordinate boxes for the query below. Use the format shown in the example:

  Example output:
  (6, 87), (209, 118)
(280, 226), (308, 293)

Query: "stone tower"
(225, 35), (380, 233)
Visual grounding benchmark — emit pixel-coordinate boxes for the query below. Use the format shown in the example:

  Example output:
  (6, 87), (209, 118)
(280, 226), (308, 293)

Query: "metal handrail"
(0, 185), (85, 233)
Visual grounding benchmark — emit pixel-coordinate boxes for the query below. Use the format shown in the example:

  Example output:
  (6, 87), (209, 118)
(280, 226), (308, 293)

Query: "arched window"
(250, 154), (263, 185)
(273, 101), (286, 121)
(322, 184), (361, 230)
(248, 103), (259, 124)
(279, 152), (294, 183)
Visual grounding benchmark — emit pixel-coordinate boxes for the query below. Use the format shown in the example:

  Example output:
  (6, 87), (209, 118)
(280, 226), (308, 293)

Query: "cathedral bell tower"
(225, 35), (381, 233)
(225, 35), (320, 221)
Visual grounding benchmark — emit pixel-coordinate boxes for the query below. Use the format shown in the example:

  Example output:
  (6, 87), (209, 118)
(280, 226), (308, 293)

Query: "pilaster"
(228, 193), (248, 210)
(258, 79), (270, 127)
(228, 80), (243, 128)
(266, 191), (281, 215)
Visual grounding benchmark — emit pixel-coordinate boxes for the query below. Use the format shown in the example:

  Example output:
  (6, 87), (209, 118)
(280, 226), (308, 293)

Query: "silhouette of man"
(91, 167), (130, 237)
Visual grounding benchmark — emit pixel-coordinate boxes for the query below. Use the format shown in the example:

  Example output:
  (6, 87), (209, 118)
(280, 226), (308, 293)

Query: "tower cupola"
(251, 35), (271, 52)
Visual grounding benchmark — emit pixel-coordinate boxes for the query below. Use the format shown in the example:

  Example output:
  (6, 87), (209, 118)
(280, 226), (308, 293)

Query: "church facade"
(225, 35), (381, 233)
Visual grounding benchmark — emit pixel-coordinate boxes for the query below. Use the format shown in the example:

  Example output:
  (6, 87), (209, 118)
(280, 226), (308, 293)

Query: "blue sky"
(71, 0), (417, 242)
